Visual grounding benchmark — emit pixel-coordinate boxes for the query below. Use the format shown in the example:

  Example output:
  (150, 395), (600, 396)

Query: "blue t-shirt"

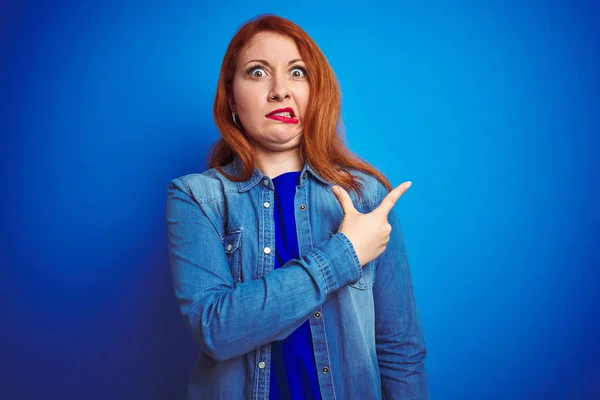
(269, 171), (322, 400)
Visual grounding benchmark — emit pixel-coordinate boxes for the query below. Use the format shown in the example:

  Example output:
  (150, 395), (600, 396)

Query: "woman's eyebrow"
(244, 58), (304, 67)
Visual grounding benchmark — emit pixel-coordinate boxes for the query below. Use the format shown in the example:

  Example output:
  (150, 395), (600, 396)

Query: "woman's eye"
(248, 67), (266, 78)
(290, 67), (306, 78)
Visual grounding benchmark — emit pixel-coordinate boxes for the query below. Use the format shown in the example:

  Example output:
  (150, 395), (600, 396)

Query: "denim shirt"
(166, 156), (428, 400)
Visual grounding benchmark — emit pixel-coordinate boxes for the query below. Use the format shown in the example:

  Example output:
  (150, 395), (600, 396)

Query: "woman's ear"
(228, 97), (236, 114)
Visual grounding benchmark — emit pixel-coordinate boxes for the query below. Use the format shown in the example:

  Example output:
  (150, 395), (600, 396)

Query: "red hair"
(210, 14), (392, 196)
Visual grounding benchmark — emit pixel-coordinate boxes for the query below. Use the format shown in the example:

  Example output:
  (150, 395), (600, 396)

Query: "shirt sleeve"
(373, 183), (428, 399)
(166, 177), (361, 361)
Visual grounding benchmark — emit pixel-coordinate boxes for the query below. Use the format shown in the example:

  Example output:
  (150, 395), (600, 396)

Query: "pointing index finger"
(374, 181), (411, 216)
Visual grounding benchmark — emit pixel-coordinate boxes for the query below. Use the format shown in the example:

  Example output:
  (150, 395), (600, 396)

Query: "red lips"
(266, 107), (296, 117)
(266, 107), (299, 124)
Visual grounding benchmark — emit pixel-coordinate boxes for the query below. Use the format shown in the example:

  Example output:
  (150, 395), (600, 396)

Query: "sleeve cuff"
(311, 232), (362, 295)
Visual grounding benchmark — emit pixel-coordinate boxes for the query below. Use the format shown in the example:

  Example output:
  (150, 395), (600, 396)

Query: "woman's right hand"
(331, 182), (412, 267)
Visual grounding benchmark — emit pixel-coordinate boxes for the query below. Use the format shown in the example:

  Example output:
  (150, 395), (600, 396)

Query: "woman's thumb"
(332, 185), (354, 215)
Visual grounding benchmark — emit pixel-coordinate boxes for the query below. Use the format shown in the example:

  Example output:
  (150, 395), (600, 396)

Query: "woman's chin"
(250, 136), (302, 154)
(254, 129), (302, 148)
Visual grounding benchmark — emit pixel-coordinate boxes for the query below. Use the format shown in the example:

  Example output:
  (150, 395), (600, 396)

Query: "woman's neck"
(254, 148), (303, 179)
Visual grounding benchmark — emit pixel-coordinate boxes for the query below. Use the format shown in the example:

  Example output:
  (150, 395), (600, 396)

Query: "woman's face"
(230, 31), (310, 154)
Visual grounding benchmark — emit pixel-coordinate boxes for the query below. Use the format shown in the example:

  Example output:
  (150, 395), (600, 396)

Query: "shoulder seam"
(176, 174), (227, 206)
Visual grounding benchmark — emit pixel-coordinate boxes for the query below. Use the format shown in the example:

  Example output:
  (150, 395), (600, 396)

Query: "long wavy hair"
(210, 14), (392, 196)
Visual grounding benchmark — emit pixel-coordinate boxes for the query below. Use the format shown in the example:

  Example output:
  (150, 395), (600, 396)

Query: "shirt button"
(226, 244), (233, 251)
(264, 247), (272, 255)
(302, 174), (307, 180)
(314, 311), (321, 318)
(258, 361), (266, 369)
(263, 202), (270, 208)
(263, 179), (269, 186)
(299, 204), (306, 211)
(322, 366), (329, 374)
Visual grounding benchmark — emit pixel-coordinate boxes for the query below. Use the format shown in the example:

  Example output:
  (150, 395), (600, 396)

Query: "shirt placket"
(295, 174), (337, 400)
(254, 177), (275, 400)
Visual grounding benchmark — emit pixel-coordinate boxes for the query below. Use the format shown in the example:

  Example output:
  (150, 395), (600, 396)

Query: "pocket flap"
(223, 228), (242, 253)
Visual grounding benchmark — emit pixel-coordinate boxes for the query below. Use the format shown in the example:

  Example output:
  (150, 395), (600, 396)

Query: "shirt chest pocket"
(222, 227), (243, 283)
(329, 230), (375, 290)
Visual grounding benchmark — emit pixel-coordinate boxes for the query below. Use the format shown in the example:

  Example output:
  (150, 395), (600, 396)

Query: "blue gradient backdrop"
(1, 1), (598, 399)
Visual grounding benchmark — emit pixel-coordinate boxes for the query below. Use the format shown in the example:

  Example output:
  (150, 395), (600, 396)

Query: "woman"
(166, 14), (427, 400)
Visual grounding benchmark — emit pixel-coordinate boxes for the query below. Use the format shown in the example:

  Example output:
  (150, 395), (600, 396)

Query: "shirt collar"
(230, 154), (332, 192)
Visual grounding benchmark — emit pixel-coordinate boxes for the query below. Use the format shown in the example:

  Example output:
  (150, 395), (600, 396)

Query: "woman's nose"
(268, 77), (290, 101)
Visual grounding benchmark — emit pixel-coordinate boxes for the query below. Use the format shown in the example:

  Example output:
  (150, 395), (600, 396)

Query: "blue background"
(1, 0), (598, 399)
